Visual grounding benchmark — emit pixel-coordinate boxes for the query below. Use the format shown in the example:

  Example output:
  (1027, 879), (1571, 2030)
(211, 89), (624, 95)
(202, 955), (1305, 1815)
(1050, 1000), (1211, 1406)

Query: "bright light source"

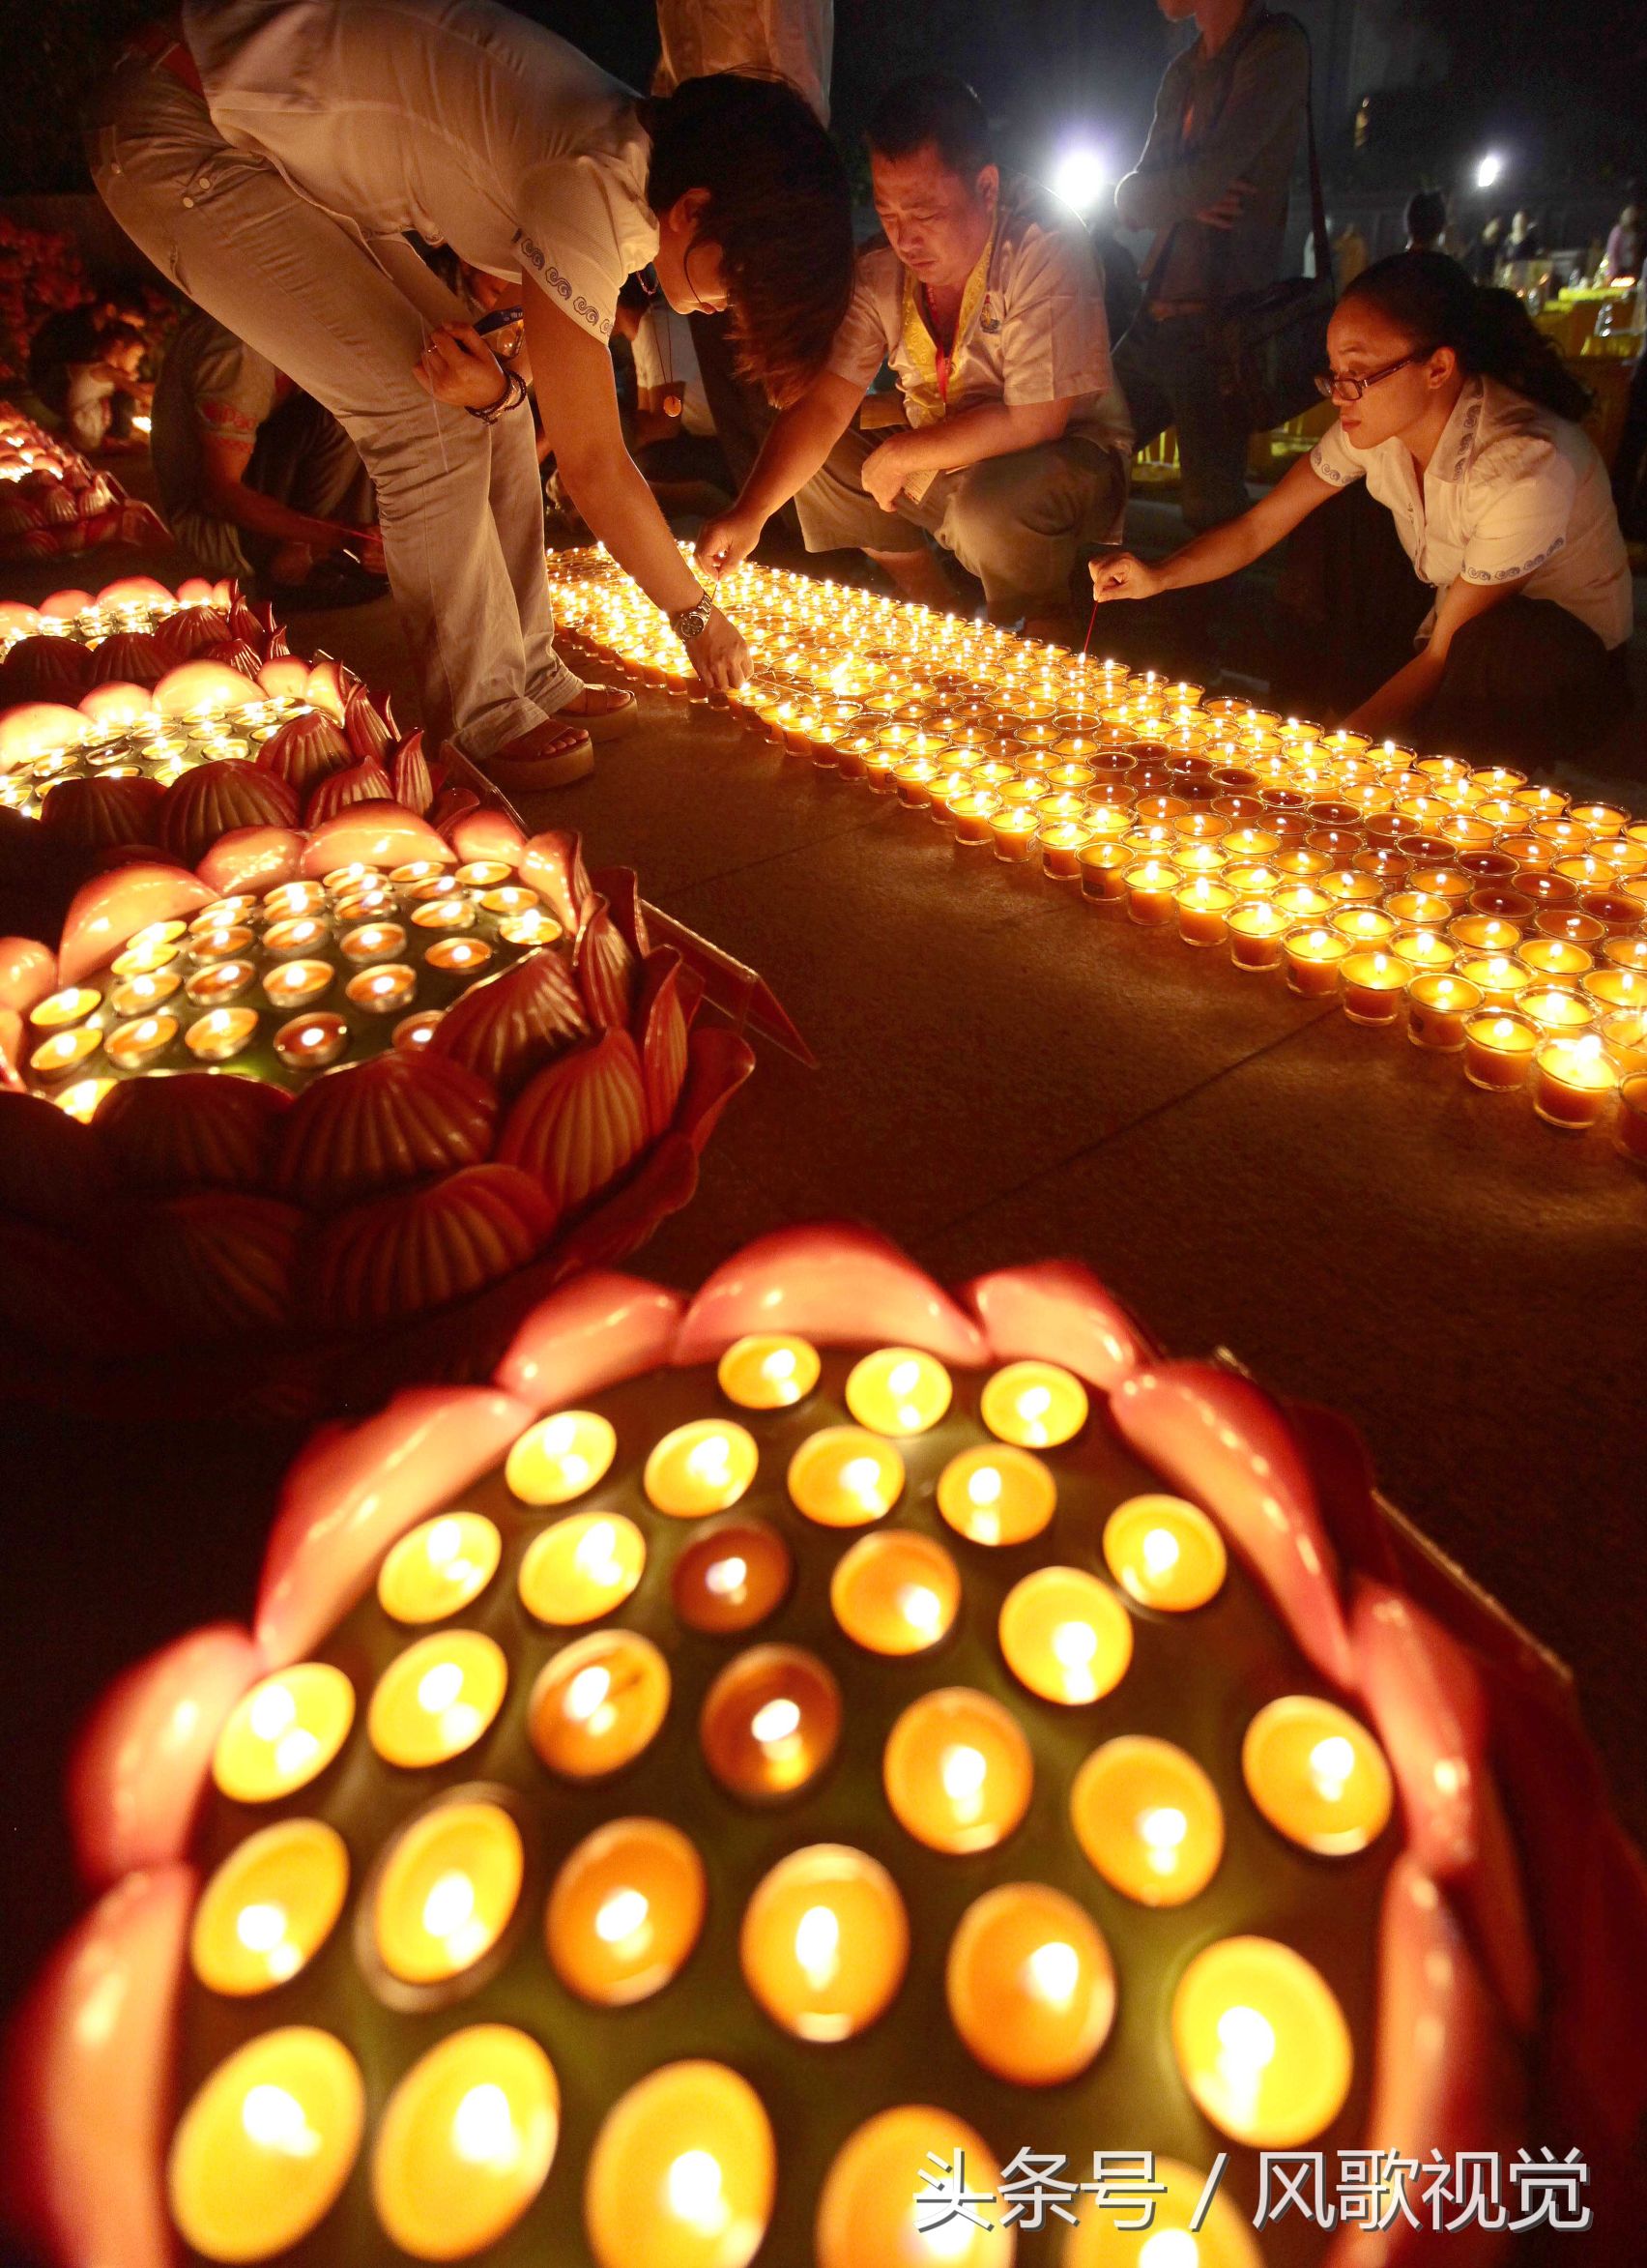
(1475, 152), (1504, 190)
(1050, 145), (1109, 215)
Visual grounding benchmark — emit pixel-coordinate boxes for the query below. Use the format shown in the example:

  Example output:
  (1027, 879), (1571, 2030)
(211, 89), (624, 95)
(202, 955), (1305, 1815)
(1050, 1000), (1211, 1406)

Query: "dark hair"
(642, 73), (853, 408)
(1340, 250), (1592, 422)
(1404, 189), (1446, 245)
(867, 73), (992, 181)
(98, 322), (148, 355)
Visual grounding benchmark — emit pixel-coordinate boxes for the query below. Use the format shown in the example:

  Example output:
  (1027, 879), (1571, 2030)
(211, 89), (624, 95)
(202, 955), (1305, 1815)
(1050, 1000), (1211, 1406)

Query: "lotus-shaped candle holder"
(0, 408), (164, 559)
(5, 1228), (1642, 2267)
(0, 807), (754, 1418)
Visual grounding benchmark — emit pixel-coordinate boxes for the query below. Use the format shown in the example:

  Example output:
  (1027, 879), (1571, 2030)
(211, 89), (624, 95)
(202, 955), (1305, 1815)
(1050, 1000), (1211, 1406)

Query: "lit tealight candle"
(1521, 985), (1594, 1034)
(1339, 950), (1412, 1025)
(1616, 1071), (1647, 1163)
(190, 1818), (350, 1993)
(546, 1816), (707, 2005)
(393, 1008), (446, 1052)
(52, 1077), (115, 1123)
(1173, 876), (1236, 946)
(1103, 1494), (1227, 1610)
(716, 1332), (821, 1410)
(1242, 1695), (1393, 1853)
(1406, 971), (1482, 1051)
(168, 2027), (364, 2263)
(263, 916), (331, 957)
(378, 1511), (501, 1623)
(978, 1359), (1088, 1447)
(817, 2108), (1010, 2268)
(1171, 1935), (1353, 2147)
(998, 1566), (1132, 1704)
(184, 958), (258, 1008)
(371, 1798), (523, 1984)
(585, 2061), (775, 2268)
(1226, 899), (1286, 969)
(188, 923), (255, 963)
(263, 958), (335, 1012)
(1281, 922), (1349, 997)
(787, 1427), (904, 1527)
(740, 1843), (909, 2043)
(1462, 1008), (1539, 1090)
(671, 1518), (794, 1635)
(1123, 857), (1180, 925)
(340, 920), (408, 963)
(107, 969), (181, 1016)
(1533, 1032), (1619, 1129)
(883, 1686), (1033, 1853)
(412, 896), (477, 933)
(371, 2024), (559, 2260)
(937, 1443), (1055, 1547)
(1062, 2156), (1262, 2268)
(529, 1629), (671, 1779)
(345, 962), (418, 1015)
(368, 1631), (508, 1768)
(645, 1418), (759, 1516)
(506, 1410), (618, 1504)
(185, 1005), (258, 1061)
(1071, 1734), (1224, 1906)
(830, 1528), (960, 1655)
(213, 1664), (356, 1803)
(946, 1881), (1115, 2085)
(700, 1643), (841, 1802)
(518, 1511), (647, 1624)
(29, 1025), (102, 1080)
(273, 1011), (349, 1070)
(499, 908), (564, 947)
(27, 985), (101, 1030)
(844, 1346), (952, 1436)
(425, 936), (493, 974)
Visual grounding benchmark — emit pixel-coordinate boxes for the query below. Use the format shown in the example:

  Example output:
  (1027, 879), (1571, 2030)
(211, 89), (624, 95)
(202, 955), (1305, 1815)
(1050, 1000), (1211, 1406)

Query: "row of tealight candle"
(547, 546), (1647, 1162)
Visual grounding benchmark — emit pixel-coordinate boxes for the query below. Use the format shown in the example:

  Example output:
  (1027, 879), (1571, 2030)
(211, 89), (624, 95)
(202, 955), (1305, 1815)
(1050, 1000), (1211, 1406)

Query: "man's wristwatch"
(669, 593), (715, 642)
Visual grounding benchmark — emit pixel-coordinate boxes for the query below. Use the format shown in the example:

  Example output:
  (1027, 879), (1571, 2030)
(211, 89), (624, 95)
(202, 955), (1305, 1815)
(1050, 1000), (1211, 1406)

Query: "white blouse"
(1311, 375), (1633, 651)
(183, 0), (658, 341)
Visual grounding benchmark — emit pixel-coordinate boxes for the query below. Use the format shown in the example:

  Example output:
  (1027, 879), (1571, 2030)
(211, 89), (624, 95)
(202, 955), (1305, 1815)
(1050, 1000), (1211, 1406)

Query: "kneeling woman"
(89, 0), (852, 786)
(1093, 252), (1633, 765)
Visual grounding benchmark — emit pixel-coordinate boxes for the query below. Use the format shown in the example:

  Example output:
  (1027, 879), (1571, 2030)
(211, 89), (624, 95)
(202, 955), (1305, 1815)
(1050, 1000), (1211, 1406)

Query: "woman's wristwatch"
(669, 593), (715, 642)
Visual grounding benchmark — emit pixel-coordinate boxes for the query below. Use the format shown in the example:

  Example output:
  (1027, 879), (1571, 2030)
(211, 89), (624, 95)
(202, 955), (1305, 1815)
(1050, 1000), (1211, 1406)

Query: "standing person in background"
(1112, 0), (1310, 535)
(653, 0), (834, 507)
(1604, 202), (1641, 280)
(1404, 189), (1449, 255)
(1504, 211), (1542, 265)
(1469, 215), (1504, 284)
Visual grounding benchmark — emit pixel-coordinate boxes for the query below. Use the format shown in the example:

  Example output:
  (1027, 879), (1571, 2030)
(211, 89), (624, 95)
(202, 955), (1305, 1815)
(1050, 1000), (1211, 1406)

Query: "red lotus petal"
(0, 703), (88, 771)
(0, 633), (94, 706)
(274, 1050), (498, 1209)
(255, 709), (353, 798)
(1352, 1580), (1538, 2031)
(302, 762), (392, 829)
(0, 600), (43, 638)
(76, 680), (156, 731)
(673, 1021), (757, 1154)
(95, 575), (176, 610)
(447, 805), (525, 866)
(497, 1026), (648, 1219)
(675, 1222), (991, 1367)
(1, 1865), (193, 2268)
(257, 654), (309, 701)
(38, 772), (164, 851)
(1321, 1857), (1523, 2268)
(959, 1261), (1154, 1392)
(1111, 1362), (1354, 1687)
(430, 784), (482, 840)
(158, 758), (299, 866)
(68, 1622), (261, 1885)
(38, 589), (96, 621)
(0, 1090), (111, 1224)
(573, 893), (638, 1030)
(153, 658), (260, 716)
(196, 825), (305, 896)
(636, 948), (688, 1139)
(94, 1070), (293, 1193)
(173, 577), (216, 606)
(157, 604), (230, 662)
(128, 1190), (303, 1335)
(194, 635), (261, 679)
(495, 1267), (686, 1410)
(298, 805), (450, 875)
(592, 863), (650, 959)
(0, 936), (60, 1013)
(428, 943), (589, 1095)
(518, 828), (592, 930)
(256, 1383), (533, 1662)
(85, 630), (170, 687)
(303, 657), (350, 721)
(308, 1161), (556, 1329)
(389, 730), (432, 816)
(59, 860), (214, 985)
(343, 683), (394, 763)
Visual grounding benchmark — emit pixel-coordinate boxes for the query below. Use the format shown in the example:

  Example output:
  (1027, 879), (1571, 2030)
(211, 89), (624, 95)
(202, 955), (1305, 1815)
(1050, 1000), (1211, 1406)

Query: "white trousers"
(87, 54), (582, 758)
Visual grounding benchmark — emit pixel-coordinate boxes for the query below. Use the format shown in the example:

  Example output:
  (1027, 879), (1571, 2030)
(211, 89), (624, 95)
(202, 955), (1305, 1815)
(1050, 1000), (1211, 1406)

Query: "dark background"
(1, 0), (1644, 202)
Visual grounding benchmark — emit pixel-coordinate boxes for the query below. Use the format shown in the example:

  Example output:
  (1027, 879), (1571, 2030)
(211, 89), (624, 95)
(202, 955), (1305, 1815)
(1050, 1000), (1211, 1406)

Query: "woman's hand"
(696, 508), (766, 578)
(1089, 551), (1163, 603)
(687, 607), (750, 691)
(414, 322), (507, 410)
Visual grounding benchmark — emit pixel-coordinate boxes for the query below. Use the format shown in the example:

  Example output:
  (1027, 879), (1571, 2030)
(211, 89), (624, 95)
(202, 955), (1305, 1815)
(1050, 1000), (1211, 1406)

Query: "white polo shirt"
(182, 0), (658, 341)
(824, 175), (1132, 462)
(1310, 374), (1633, 651)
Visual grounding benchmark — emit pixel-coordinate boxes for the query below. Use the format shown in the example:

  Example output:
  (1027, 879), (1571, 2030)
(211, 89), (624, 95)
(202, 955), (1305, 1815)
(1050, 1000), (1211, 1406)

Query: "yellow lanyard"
(898, 221), (997, 422)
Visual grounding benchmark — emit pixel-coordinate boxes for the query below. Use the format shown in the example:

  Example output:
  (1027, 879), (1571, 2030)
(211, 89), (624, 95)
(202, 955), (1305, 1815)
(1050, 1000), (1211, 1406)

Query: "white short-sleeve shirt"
(1310, 374), (1633, 650)
(183, 0), (658, 341)
(653, 0), (832, 126)
(824, 174), (1132, 461)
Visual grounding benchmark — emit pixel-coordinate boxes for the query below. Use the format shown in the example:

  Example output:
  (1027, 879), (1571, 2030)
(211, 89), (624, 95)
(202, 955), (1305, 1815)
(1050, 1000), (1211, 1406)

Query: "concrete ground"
(1, 486), (1643, 2066)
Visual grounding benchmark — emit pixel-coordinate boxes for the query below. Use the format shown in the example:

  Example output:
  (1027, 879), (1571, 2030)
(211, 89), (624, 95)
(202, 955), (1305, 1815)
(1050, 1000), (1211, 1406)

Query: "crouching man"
(700, 73), (1131, 639)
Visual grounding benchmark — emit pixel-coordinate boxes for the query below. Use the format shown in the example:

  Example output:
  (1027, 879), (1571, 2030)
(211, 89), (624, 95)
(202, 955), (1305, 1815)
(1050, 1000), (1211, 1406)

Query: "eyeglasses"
(1314, 349), (1428, 403)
